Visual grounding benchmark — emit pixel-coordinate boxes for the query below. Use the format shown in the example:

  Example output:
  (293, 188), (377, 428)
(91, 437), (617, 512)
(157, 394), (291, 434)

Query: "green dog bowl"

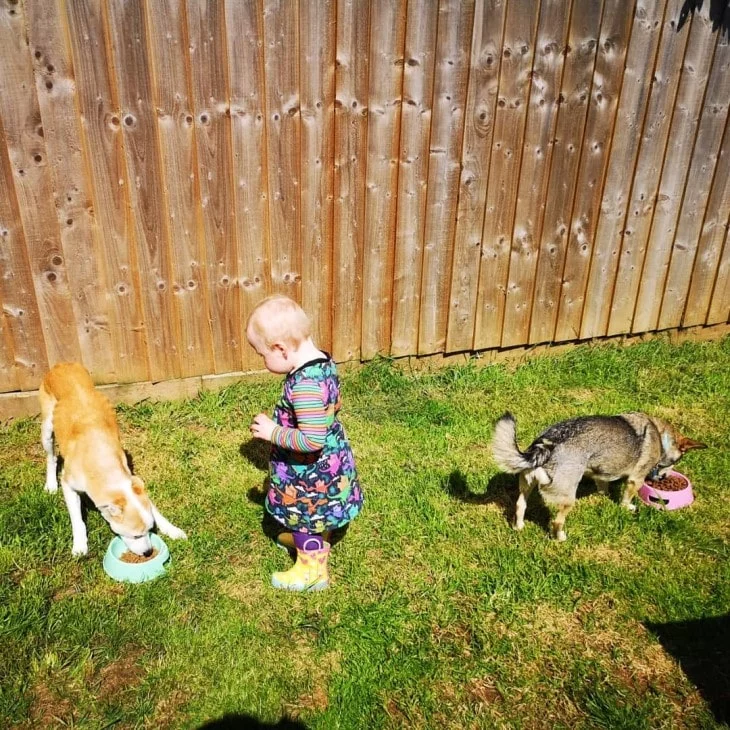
(103, 533), (170, 583)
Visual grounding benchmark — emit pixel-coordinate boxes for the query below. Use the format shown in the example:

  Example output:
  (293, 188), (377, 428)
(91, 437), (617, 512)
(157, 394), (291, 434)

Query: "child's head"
(246, 295), (312, 373)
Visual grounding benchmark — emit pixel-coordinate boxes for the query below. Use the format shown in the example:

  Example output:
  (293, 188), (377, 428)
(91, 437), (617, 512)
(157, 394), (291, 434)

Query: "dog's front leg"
(41, 416), (57, 493)
(150, 502), (187, 540)
(61, 480), (88, 555)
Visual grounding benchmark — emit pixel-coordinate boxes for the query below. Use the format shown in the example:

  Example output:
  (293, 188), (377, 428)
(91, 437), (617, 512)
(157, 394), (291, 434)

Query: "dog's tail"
(492, 412), (551, 473)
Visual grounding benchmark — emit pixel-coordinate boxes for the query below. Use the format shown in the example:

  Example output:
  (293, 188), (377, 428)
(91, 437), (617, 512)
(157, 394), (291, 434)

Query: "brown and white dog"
(40, 362), (187, 556)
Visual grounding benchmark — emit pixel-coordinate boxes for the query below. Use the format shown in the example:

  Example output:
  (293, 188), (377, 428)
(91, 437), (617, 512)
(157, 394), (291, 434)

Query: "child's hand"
(250, 413), (276, 441)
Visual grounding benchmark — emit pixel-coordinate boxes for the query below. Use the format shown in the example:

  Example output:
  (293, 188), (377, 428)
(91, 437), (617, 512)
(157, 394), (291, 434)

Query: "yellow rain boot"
(271, 540), (330, 592)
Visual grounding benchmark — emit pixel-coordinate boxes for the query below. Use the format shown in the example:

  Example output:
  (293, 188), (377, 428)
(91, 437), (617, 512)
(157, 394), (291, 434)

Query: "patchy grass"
(1, 337), (729, 729)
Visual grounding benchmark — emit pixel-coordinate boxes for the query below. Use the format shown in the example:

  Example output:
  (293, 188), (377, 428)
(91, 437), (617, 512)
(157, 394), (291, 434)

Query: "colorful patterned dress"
(265, 356), (364, 534)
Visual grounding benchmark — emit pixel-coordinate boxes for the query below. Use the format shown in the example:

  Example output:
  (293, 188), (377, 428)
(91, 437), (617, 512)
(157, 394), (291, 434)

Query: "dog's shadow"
(444, 469), (598, 534)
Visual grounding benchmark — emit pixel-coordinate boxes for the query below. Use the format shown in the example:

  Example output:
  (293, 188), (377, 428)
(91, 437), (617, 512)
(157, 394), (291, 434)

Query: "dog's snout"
(143, 547), (153, 558)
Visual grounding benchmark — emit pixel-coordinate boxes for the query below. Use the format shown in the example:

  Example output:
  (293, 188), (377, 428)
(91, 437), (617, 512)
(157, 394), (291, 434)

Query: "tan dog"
(40, 362), (187, 556)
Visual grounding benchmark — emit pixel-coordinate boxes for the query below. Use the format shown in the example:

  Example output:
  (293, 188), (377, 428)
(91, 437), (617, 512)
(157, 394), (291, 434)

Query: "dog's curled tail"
(492, 412), (551, 473)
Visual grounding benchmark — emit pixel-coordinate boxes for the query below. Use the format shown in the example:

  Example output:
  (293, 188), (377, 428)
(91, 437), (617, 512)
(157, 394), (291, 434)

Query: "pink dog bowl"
(639, 470), (694, 510)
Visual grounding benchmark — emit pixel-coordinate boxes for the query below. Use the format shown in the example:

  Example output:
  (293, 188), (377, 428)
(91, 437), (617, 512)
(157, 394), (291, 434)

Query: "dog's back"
(40, 362), (120, 454)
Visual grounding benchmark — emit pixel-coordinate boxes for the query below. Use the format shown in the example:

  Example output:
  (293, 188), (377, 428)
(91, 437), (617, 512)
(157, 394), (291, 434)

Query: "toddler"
(246, 295), (364, 591)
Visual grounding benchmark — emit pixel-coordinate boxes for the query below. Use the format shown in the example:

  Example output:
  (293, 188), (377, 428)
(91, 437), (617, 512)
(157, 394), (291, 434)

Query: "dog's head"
(650, 417), (706, 477)
(98, 475), (155, 556)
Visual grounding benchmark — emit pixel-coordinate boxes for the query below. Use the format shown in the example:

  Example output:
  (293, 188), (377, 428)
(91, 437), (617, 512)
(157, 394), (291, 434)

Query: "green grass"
(1, 336), (729, 729)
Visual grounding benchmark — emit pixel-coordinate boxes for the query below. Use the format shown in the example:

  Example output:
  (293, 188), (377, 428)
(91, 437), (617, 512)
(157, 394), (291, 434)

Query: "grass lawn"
(1, 336), (729, 729)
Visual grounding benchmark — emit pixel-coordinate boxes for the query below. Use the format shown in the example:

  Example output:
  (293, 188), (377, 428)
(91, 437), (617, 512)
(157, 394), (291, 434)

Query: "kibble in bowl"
(103, 534), (170, 583)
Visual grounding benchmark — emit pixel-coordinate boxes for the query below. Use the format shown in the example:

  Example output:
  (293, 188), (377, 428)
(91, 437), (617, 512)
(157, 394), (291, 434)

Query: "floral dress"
(265, 356), (363, 534)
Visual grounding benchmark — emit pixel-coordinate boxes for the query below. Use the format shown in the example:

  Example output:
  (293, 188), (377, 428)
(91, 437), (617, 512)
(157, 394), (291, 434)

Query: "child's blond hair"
(246, 295), (312, 349)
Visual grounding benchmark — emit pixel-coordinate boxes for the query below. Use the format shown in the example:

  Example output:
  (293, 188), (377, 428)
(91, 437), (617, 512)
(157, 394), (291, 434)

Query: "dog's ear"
(679, 437), (707, 453)
(131, 475), (146, 496)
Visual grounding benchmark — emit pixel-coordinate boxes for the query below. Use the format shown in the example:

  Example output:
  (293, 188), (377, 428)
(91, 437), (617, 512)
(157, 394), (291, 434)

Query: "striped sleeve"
(271, 380), (327, 452)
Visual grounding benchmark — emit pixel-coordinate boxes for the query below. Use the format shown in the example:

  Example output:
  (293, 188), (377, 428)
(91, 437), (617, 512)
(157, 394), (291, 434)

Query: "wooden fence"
(0, 0), (728, 397)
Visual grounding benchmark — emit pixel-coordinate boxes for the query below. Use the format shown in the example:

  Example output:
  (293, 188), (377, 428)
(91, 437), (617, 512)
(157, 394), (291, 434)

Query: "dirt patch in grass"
(150, 689), (189, 729)
(96, 647), (146, 700)
(282, 647), (340, 718)
(26, 681), (73, 728)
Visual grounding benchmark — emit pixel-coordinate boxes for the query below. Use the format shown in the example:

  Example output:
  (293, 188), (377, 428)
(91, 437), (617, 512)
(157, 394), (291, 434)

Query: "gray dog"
(492, 412), (706, 541)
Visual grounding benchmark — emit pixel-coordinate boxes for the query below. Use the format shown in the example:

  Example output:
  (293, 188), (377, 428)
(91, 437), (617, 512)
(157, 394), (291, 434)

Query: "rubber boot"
(271, 539), (330, 592)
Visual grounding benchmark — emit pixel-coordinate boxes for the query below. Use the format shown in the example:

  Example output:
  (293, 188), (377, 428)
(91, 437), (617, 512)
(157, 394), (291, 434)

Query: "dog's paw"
(44, 481), (58, 494)
(513, 520), (525, 531)
(622, 502), (637, 513)
(556, 530), (567, 542)
(71, 541), (88, 556)
(163, 526), (187, 540)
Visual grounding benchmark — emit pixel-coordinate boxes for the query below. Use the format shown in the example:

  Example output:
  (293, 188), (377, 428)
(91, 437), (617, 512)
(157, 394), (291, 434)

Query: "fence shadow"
(678, 0), (730, 37)
(197, 715), (309, 730)
(645, 614), (730, 724)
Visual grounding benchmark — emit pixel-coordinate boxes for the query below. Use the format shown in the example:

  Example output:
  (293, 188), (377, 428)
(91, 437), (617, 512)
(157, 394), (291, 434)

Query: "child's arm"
(250, 380), (328, 452)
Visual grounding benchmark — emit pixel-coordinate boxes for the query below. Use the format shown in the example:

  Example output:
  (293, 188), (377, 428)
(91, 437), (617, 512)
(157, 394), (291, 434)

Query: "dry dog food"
(120, 549), (159, 564)
(648, 474), (687, 492)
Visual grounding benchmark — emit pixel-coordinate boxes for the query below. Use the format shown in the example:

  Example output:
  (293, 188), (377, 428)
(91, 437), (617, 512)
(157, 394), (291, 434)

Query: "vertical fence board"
(65, 0), (148, 382)
(632, 3), (715, 333)
(361, 0), (405, 359)
(445, 0), (507, 353)
(226, 0), (270, 370)
(332, 0), (369, 362)
(529, 0), (603, 344)
(263, 0), (301, 304)
(149, 0), (214, 378)
(659, 24), (730, 329)
(502, 0), (571, 348)
(0, 288), (18, 392)
(419, 0), (475, 355)
(300, 0), (335, 351)
(607, 0), (690, 336)
(26, 0), (115, 381)
(391, 0), (438, 357)
(108, 0), (181, 382)
(707, 222), (730, 323)
(473, 0), (540, 350)
(554, 0), (635, 341)
(580, 0), (667, 339)
(0, 112), (47, 389)
(684, 113), (730, 326)
(187, 0), (240, 373)
(0, 0), (81, 368)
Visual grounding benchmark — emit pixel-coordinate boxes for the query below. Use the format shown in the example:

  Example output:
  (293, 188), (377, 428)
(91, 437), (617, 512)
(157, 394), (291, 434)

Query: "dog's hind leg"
(551, 501), (574, 542)
(514, 473), (534, 531)
(61, 479), (88, 555)
(620, 477), (642, 512)
(40, 412), (57, 493)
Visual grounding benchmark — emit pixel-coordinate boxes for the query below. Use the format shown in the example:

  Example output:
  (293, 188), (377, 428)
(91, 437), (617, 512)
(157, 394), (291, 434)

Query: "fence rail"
(0, 0), (728, 395)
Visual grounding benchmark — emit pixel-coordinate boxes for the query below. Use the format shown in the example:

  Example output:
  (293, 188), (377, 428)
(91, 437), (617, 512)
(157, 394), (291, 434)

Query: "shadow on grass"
(444, 469), (600, 535)
(240, 438), (270, 471)
(645, 614), (730, 724)
(197, 715), (308, 729)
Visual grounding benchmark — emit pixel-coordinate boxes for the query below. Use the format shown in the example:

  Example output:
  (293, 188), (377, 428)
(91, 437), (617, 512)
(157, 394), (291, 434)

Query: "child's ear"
(272, 342), (288, 358)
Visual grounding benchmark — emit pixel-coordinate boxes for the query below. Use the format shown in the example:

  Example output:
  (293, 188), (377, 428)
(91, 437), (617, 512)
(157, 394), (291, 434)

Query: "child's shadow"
(240, 438), (269, 472)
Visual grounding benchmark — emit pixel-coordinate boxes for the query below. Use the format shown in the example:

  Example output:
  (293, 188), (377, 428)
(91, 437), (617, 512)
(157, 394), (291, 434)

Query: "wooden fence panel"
(361, 0), (405, 360)
(529, 0), (604, 344)
(187, 0), (241, 374)
(554, 0), (635, 342)
(580, 0), (667, 339)
(606, 0), (690, 336)
(419, 0), (475, 355)
(632, 3), (716, 333)
(150, 0), (214, 378)
(108, 0), (182, 382)
(226, 0), (270, 370)
(391, 0), (438, 357)
(65, 0), (148, 383)
(263, 0), (301, 306)
(707, 222), (730, 324)
(300, 0), (336, 352)
(473, 0), (540, 351)
(0, 289), (17, 392)
(0, 0), (81, 368)
(659, 24), (730, 329)
(684, 113), (730, 326)
(445, 0), (507, 354)
(501, 0), (571, 348)
(26, 0), (114, 382)
(0, 111), (48, 390)
(332, 0), (369, 362)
